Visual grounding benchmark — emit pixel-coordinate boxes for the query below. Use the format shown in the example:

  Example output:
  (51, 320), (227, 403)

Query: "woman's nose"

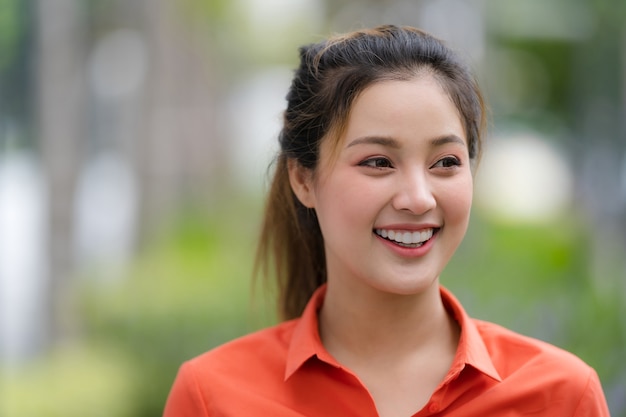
(391, 172), (436, 215)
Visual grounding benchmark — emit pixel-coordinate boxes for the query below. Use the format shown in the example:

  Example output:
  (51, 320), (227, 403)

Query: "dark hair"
(256, 25), (486, 320)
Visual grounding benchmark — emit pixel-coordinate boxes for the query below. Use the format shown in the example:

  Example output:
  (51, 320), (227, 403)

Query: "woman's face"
(290, 75), (473, 297)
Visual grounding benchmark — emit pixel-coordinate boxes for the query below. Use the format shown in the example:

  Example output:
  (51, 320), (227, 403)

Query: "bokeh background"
(1, 0), (625, 416)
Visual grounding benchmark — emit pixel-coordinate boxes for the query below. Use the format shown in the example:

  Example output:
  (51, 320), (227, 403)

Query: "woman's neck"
(318, 279), (461, 417)
(318, 279), (459, 364)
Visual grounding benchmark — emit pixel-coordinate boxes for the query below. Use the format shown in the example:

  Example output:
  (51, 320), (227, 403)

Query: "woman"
(163, 25), (609, 416)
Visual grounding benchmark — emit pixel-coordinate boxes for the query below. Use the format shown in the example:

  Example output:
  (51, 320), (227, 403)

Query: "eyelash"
(432, 156), (462, 169)
(358, 156), (462, 170)
(359, 157), (394, 169)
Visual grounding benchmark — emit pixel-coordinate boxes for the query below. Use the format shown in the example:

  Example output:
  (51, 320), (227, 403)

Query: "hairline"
(304, 67), (473, 177)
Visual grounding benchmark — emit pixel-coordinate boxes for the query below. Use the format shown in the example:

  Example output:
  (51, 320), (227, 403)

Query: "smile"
(374, 228), (436, 248)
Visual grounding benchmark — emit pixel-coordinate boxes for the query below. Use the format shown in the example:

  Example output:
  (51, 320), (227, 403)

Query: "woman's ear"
(287, 158), (316, 208)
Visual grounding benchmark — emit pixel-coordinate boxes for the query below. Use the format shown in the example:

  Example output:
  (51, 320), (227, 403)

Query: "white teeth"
(375, 228), (434, 244)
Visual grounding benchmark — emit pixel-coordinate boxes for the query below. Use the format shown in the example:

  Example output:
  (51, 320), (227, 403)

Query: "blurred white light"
(241, 0), (321, 30)
(227, 68), (291, 192)
(89, 29), (147, 100)
(475, 134), (573, 223)
(0, 152), (47, 365)
(73, 152), (137, 278)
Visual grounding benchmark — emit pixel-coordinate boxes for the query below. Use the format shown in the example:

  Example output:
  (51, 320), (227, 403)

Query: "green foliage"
(78, 199), (272, 417)
(444, 211), (625, 387)
(0, 0), (20, 72)
(3, 200), (623, 416)
(0, 345), (138, 417)
(179, 0), (233, 24)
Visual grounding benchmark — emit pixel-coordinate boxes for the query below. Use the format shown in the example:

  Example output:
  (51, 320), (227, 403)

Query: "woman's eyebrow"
(346, 136), (400, 149)
(346, 134), (466, 148)
(430, 134), (466, 147)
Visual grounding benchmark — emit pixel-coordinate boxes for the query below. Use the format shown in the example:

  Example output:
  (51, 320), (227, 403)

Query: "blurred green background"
(1, 0), (625, 416)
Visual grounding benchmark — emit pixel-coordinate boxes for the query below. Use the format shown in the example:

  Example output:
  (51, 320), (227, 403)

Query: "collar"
(284, 284), (502, 383)
(439, 286), (502, 382)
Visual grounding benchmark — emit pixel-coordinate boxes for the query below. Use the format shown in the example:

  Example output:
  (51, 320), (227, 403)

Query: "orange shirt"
(163, 285), (609, 416)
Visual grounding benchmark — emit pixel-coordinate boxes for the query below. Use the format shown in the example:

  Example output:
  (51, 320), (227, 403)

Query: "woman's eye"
(359, 157), (393, 169)
(433, 156), (461, 168)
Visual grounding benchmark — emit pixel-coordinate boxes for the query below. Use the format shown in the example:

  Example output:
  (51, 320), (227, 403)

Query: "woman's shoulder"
(163, 319), (303, 417)
(184, 319), (298, 375)
(473, 318), (594, 382)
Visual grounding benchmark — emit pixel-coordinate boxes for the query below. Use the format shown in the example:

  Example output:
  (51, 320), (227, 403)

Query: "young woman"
(163, 25), (609, 417)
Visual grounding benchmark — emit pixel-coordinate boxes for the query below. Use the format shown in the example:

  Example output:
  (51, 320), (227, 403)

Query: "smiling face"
(289, 75), (473, 298)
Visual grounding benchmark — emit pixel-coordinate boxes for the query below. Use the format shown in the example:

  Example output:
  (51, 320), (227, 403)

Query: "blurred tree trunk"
(37, 0), (86, 349)
(136, 0), (224, 245)
(571, 7), (626, 295)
